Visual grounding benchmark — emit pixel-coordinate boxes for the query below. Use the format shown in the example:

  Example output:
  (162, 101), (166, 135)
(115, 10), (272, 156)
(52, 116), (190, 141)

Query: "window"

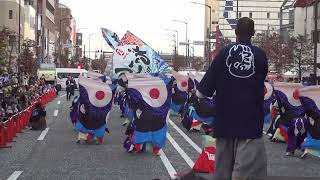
(267, 12), (270, 19)
(25, 0), (34, 5)
(9, 10), (13, 19)
(249, 12), (252, 18)
(57, 73), (80, 79)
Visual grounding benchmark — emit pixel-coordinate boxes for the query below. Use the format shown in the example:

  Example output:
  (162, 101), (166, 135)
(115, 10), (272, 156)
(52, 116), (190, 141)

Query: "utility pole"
(84, 44), (87, 69)
(314, 0), (319, 85)
(190, 2), (212, 65)
(236, 0), (239, 19)
(172, 20), (188, 67)
(18, 0), (21, 74)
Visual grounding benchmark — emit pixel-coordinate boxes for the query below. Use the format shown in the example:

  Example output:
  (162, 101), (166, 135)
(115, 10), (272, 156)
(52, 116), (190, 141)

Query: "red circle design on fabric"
(181, 81), (188, 87)
(149, 88), (160, 99)
(293, 89), (300, 100)
(95, 91), (105, 100)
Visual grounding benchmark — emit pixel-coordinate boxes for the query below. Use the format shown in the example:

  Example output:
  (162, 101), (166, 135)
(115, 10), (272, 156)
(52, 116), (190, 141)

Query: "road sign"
(179, 42), (190, 46)
(193, 41), (204, 45)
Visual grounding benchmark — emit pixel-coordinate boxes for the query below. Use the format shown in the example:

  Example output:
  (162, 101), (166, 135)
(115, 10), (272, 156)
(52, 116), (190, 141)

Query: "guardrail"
(0, 88), (57, 149)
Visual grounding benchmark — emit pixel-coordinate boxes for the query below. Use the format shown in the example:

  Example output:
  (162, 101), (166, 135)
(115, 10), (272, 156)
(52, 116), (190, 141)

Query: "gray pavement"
(0, 93), (320, 180)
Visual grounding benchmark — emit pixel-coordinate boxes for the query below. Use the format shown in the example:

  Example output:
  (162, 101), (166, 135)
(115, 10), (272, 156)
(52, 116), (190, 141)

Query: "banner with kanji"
(112, 31), (169, 76)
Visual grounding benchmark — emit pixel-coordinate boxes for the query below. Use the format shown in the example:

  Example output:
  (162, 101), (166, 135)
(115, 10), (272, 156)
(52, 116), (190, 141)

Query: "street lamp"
(172, 20), (188, 67)
(89, 33), (99, 67)
(190, 1), (212, 63)
(165, 29), (179, 55)
(165, 34), (177, 58)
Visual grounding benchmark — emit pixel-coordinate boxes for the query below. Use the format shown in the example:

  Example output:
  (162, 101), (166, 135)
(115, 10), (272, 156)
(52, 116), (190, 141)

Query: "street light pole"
(237, 0), (239, 20)
(190, 1), (212, 64)
(18, 0), (21, 74)
(89, 33), (99, 68)
(172, 20), (188, 67)
(165, 29), (179, 55)
(165, 34), (176, 57)
(314, 0), (319, 84)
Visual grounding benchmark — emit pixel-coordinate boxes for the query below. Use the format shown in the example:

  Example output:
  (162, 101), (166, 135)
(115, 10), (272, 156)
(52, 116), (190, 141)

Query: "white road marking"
(37, 128), (50, 141)
(53, 110), (59, 117)
(57, 101), (61, 105)
(167, 133), (195, 168)
(7, 171), (23, 180)
(168, 119), (202, 154)
(159, 150), (177, 179)
(59, 94), (66, 98)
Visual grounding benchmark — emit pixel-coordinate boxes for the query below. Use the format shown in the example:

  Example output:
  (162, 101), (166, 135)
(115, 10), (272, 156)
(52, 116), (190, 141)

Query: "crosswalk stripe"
(159, 150), (177, 179)
(168, 119), (202, 154)
(167, 133), (195, 168)
(7, 171), (23, 180)
(37, 128), (50, 141)
(53, 110), (59, 117)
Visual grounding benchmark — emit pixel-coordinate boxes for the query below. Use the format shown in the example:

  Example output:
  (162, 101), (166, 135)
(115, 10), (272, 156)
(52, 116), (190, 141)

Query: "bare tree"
(253, 32), (293, 73)
(172, 55), (185, 71)
(289, 35), (313, 82)
(191, 57), (205, 71)
(91, 55), (107, 73)
(0, 27), (15, 74)
(20, 40), (36, 75)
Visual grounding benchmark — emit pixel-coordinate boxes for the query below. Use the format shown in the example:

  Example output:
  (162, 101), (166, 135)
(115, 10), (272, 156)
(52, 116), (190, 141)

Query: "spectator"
(29, 102), (47, 130)
(66, 76), (75, 100)
(0, 74), (52, 122)
(197, 17), (268, 180)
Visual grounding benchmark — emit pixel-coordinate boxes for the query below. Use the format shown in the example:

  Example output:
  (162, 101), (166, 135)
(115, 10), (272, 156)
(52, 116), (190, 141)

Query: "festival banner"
(101, 28), (120, 50)
(112, 31), (169, 76)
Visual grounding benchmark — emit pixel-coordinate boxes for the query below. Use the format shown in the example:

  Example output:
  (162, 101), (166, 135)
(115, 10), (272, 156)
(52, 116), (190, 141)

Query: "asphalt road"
(1, 92), (320, 180)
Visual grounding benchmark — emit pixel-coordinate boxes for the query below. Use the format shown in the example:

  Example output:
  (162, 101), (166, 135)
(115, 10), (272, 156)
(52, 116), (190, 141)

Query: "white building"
(24, 0), (35, 41)
(218, 0), (294, 41)
(293, 0), (320, 75)
(294, 0), (318, 39)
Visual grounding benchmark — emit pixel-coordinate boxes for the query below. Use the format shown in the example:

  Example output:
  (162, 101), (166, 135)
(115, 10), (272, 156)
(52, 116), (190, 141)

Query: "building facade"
(24, 0), (36, 41)
(294, 0), (318, 39)
(34, 0), (58, 64)
(204, 0), (219, 61)
(55, 3), (74, 64)
(218, 0), (294, 41)
(0, 0), (26, 71)
(293, 0), (320, 76)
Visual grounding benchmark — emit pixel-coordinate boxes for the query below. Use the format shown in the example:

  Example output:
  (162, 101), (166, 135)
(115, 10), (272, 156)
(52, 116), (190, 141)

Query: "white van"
(56, 68), (87, 90)
(37, 63), (56, 84)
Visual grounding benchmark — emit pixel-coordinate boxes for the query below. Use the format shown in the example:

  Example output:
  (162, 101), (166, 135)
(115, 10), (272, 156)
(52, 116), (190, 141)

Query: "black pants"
(67, 91), (72, 100)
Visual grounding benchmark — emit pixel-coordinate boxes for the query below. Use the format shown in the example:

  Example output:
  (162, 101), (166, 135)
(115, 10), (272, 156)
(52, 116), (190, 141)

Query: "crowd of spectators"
(0, 73), (52, 122)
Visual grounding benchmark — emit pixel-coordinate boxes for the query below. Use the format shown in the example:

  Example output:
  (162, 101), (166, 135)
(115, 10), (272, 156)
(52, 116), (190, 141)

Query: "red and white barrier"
(0, 88), (56, 149)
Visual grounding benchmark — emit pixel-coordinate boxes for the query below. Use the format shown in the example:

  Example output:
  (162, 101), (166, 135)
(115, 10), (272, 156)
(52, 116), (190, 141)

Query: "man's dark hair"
(235, 17), (255, 37)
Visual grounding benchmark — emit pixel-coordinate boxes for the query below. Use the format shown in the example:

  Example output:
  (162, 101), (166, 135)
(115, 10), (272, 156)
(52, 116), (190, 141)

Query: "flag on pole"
(112, 31), (169, 76)
(101, 28), (120, 50)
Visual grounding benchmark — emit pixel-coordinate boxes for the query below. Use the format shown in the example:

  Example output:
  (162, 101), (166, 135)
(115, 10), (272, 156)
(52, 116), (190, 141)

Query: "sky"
(59, 0), (206, 58)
